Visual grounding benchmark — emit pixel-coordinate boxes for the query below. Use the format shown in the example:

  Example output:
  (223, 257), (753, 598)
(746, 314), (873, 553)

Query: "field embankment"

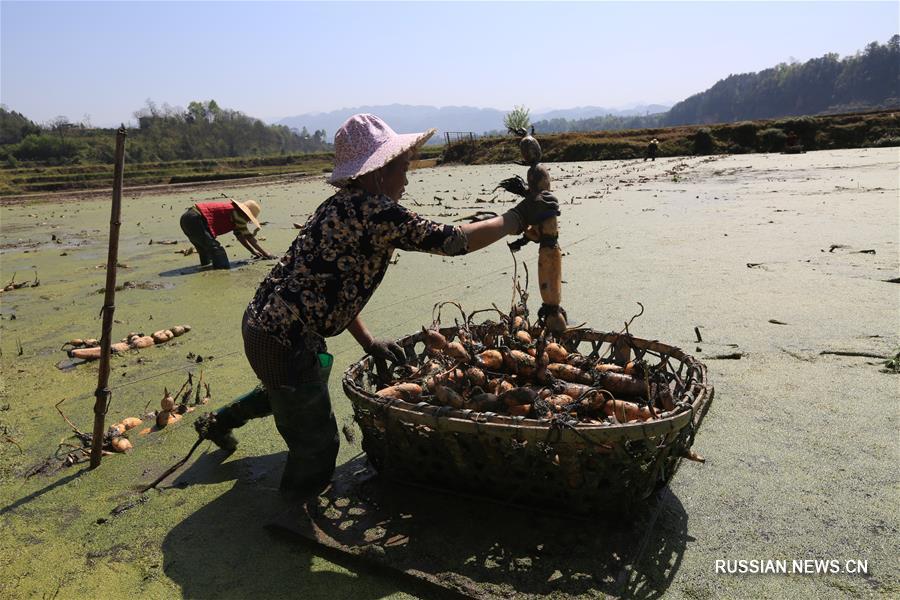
(0, 146), (444, 197)
(2, 110), (896, 199)
(444, 109), (900, 165)
(0, 152), (334, 197)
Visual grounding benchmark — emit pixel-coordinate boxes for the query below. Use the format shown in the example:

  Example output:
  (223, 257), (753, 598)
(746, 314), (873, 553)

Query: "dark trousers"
(179, 209), (230, 269)
(214, 310), (339, 490)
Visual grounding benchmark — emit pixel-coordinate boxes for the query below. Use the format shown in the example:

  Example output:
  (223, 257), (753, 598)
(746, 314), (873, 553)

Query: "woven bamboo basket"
(343, 326), (714, 512)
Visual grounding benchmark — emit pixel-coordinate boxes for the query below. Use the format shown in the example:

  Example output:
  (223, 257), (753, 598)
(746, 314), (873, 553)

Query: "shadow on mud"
(266, 456), (691, 599)
(160, 451), (430, 599)
(0, 467), (89, 516)
(158, 259), (257, 278)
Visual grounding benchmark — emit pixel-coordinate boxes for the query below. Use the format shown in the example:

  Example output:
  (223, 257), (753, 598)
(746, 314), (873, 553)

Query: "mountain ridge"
(275, 104), (671, 142)
(277, 36), (899, 140)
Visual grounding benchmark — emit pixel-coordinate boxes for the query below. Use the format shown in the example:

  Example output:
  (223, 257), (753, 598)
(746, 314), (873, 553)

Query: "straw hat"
(231, 199), (261, 230)
(327, 113), (435, 186)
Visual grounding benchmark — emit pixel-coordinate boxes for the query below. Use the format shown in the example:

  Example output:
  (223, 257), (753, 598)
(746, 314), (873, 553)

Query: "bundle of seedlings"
(63, 324), (191, 360)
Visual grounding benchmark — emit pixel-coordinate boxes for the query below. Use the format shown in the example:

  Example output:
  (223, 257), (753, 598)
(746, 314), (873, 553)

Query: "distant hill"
(531, 37), (900, 134)
(4, 37), (897, 172)
(664, 36), (900, 126)
(279, 37), (899, 140)
(278, 105), (504, 144)
(276, 104), (671, 143)
(276, 38), (899, 140)
(535, 104), (670, 120)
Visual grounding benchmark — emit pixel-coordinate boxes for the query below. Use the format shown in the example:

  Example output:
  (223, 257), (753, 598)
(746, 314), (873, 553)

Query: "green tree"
(504, 105), (531, 133)
(13, 134), (79, 162)
(0, 107), (40, 144)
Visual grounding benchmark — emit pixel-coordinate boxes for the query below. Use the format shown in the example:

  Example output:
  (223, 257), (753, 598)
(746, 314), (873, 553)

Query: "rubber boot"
(194, 413), (238, 453)
(268, 353), (338, 496)
(200, 386), (272, 451)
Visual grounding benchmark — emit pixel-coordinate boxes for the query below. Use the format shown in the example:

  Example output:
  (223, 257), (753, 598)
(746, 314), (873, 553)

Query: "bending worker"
(179, 198), (275, 269)
(197, 113), (559, 496)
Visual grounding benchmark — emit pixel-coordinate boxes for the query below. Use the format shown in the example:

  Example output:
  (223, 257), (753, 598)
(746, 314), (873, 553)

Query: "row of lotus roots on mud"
(53, 372), (210, 467)
(62, 324), (191, 361)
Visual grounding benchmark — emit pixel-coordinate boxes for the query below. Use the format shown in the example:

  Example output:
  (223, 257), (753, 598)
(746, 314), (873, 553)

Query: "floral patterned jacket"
(246, 187), (468, 350)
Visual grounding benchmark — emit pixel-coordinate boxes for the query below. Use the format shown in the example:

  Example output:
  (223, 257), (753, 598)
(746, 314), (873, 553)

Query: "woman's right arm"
(373, 192), (558, 256)
(459, 212), (523, 252)
(461, 191), (560, 251)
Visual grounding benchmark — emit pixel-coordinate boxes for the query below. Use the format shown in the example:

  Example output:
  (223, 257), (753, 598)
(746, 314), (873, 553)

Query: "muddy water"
(1, 148), (898, 598)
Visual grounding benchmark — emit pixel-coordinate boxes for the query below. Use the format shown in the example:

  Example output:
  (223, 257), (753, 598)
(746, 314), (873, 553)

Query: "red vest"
(195, 202), (235, 237)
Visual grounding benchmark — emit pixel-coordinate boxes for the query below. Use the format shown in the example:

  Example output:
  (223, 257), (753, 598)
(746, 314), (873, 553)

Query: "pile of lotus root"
(63, 324), (191, 360)
(147, 375), (211, 429)
(50, 373), (211, 470)
(373, 302), (676, 425)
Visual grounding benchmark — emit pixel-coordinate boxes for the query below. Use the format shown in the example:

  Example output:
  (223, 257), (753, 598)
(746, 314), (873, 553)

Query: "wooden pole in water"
(89, 126), (127, 469)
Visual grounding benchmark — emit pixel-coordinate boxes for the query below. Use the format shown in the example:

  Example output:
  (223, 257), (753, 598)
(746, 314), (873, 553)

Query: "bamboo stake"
(89, 127), (127, 468)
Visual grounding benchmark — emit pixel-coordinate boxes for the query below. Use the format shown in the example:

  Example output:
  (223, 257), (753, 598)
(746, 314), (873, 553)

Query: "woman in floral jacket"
(198, 114), (558, 496)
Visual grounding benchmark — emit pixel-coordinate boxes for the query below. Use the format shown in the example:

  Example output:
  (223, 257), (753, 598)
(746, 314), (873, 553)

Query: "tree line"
(0, 100), (331, 166)
(3, 37), (897, 166)
(664, 36), (899, 125)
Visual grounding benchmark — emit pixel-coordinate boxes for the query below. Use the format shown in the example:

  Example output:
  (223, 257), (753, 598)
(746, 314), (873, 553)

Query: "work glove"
(510, 191), (560, 229)
(364, 338), (406, 365)
(365, 338), (406, 385)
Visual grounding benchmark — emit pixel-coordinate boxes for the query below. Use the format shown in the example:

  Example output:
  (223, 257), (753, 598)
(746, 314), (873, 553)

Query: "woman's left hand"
(365, 339), (406, 365)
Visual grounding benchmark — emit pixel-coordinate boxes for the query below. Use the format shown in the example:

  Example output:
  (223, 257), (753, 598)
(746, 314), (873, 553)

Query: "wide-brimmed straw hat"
(231, 199), (262, 230)
(328, 113), (435, 186)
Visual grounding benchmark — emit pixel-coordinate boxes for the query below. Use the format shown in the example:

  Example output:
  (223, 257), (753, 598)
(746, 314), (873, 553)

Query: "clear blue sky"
(2, 1), (897, 126)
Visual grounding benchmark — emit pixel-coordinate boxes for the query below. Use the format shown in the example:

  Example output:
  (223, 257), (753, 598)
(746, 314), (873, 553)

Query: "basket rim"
(341, 327), (712, 443)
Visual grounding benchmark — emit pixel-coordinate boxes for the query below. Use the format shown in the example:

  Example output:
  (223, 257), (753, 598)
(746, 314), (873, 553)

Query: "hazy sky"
(2, 1), (897, 127)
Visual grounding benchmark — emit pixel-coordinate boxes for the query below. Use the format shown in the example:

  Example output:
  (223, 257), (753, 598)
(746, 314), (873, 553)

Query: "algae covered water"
(1, 150), (898, 598)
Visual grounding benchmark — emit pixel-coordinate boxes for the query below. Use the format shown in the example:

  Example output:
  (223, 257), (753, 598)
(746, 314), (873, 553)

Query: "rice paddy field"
(1, 147), (897, 599)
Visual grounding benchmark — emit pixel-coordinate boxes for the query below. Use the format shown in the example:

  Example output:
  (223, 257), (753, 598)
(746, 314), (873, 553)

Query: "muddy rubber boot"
(194, 413), (238, 453)
(268, 353), (338, 497)
(198, 386), (272, 452)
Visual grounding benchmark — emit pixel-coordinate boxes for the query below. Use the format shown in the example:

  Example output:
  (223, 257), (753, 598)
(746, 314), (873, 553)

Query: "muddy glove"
(365, 338), (406, 385)
(365, 339), (406, 365)
(510, 191), (560, 228)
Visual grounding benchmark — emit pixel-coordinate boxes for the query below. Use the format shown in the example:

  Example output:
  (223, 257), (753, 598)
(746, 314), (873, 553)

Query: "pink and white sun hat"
(327, 113), (435, 186)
